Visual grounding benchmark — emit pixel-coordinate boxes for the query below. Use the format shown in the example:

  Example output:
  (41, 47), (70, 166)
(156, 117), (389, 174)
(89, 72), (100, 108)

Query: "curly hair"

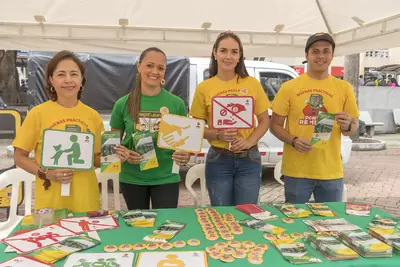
(45, 50), (86, 101)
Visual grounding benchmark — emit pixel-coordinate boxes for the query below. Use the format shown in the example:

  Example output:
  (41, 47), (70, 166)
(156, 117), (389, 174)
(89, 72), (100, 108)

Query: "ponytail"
(127, 72), (142, 124)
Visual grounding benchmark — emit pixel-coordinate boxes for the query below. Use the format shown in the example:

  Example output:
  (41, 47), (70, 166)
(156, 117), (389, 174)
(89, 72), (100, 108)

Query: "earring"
(161, 79), (165, 86)
(50, 86), (55, 93)
(80, 86), (84, 92)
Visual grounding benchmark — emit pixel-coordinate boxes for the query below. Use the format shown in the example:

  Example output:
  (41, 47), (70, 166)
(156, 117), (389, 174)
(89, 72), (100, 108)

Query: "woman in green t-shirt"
(110, 47), (190, 210)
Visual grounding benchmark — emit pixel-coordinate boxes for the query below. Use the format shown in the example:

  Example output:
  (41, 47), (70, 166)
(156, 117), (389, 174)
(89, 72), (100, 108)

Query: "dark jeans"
(284, 176), (344, 204)
(205, 146), (262, 206)
(120, 182), (180, 210)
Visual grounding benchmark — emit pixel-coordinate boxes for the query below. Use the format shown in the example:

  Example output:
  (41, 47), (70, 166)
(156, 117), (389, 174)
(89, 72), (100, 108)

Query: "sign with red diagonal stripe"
(58, 215), (119, 233)
(211, 96), (254, 129)
(1, 224), (77, 253)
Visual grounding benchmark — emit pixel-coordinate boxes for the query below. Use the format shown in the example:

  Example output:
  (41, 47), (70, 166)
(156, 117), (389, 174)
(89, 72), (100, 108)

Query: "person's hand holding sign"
(217, 129), (237, 142)
(230, 137), (253, 152)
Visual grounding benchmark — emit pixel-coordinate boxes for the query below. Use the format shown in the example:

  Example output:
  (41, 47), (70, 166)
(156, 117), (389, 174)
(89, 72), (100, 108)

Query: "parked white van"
(185, 58), (353, 184)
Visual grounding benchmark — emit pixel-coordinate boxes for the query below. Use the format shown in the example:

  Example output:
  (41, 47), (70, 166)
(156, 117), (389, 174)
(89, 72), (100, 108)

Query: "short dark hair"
(45, 50), (86, 101)
(209, 31), (249, 82)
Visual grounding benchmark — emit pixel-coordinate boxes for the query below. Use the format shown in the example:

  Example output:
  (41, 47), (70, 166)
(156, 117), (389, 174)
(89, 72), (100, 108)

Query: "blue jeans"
(205, 146), (262, 206)
(284, 176), (343, 204)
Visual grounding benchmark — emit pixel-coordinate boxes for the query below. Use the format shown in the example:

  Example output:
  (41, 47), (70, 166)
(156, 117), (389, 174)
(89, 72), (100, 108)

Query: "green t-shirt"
(110, 88), (187, 185)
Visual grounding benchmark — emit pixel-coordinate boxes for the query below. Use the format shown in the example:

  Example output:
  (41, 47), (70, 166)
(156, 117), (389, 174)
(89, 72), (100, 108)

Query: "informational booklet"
(311, 112), (335, 147)
(132, 131), (159, 171)
(272, 238), (322, 264)
(303, 218), (361, 232)
(236, 204), (278, 220)
(143, 220), (186, 243)
(238, 218), (286, 234)
(274, 203), (312, 218)
(368, 227), (400, 254)
(120, 210), (157, 228)
(345, 202), (371, 216)
(368, 214), (399, 229)
(100, 131), (121, 173)
(27, 235), (100, 264)
(339, 230), (392, 258)
(306, 203), (336, 217)
(306, 232), (358, 261)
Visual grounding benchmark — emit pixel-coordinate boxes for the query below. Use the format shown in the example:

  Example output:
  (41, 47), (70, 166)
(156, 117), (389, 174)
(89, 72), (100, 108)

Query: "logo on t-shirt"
(240, 88), (248, 95)
(160, 107), (169, 115)
(300, 94), (328, 125)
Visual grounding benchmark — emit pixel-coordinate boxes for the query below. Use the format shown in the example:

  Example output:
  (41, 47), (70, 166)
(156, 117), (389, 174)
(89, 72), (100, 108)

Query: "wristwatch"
(291, 136), (298, 147)
(216, 130), (220, 140)
(342, 124), (351, 132)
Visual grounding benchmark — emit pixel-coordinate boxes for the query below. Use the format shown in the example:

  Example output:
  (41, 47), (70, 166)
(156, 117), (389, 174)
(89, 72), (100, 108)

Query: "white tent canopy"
(1, 0), (400, 57)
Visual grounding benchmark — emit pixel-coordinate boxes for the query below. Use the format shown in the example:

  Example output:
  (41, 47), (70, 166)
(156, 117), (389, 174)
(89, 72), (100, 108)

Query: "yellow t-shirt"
(190, 75), (271, 149)
(272, 74), (359, 179)
(12, 100), (104, 212)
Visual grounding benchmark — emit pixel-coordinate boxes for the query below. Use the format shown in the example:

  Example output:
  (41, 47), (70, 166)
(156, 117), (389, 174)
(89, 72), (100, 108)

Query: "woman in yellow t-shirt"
(13, 50), (104, 213)
(190, 31), (271, 206)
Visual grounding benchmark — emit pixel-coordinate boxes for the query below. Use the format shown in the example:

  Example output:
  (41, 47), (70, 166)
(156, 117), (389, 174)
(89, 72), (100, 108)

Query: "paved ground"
(1, 133), (399, 221)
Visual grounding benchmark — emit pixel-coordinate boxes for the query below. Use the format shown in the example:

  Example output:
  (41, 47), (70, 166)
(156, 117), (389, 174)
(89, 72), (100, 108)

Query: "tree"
(0, 50), (20, 105)
(344, 53), (360, 141)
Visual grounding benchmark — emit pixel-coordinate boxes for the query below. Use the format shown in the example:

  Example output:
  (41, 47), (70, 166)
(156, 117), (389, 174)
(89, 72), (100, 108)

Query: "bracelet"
(291, 137), (298, 147)
(37, 167), (51, 190)
(341, 124), (352, 132)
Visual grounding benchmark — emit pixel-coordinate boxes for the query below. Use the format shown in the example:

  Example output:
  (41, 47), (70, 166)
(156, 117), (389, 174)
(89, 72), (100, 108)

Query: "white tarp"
(1, 0), (400, 56)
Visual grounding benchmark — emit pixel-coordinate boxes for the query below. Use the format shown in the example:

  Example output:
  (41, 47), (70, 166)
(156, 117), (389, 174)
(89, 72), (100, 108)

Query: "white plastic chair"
(274, 160), (284, 185)
(0, 168), (35, 240)
(185, 164), (207, 207)
(95, 168), (120, 211)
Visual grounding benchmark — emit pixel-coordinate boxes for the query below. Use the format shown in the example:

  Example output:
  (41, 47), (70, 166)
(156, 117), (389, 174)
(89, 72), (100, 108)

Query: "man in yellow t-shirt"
(270, 32), (359, 204)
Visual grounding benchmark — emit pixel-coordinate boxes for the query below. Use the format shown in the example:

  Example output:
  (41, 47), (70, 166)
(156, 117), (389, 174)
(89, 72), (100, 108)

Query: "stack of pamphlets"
(120, 210), (158, 228)
(306, 232), (358, 261)
(238, 218), (286, 234)
(368, 214), (400, 255)
(304, 218), (361, 232)
(236, 204), (278, 220)
(339, 230), (392, 258)
(306, 203), (336, 217)
(272, 238), (322, 264)
(345, 202), (371, 216)
(143, 220), (186, 243)
(274, 203), (312, 218)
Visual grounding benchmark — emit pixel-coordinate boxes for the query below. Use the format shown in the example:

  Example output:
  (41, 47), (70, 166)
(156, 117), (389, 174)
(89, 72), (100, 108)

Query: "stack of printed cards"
(272, 238), (322, 264)
(274, 203), (312, 218)
(120, 210), (158, 228)
(143, 221), (186, 243)
(306, 232), (358, 261)
(339, 230), (392, 258)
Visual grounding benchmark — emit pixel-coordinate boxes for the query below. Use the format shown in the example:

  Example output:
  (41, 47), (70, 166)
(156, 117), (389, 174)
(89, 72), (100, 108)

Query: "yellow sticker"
(219, 255), (235, 263)
(104, 245), (118, 252)
(118, 244), (132, 252)
(232, 251), (247, 259)
(146, 243), (159, 250)
(173, 240), (187, 248)
(160, 107), (169, 115)
(228, 240), (242, 248)
(240, 88), (248, 95)
(132, 244), (146, 251)
(159, 243), (173, 250)
(187, 239), (201, 246)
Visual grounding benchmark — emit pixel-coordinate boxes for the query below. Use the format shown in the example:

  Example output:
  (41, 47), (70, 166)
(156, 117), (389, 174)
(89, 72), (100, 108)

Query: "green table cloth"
(1, 202), (399, 266)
